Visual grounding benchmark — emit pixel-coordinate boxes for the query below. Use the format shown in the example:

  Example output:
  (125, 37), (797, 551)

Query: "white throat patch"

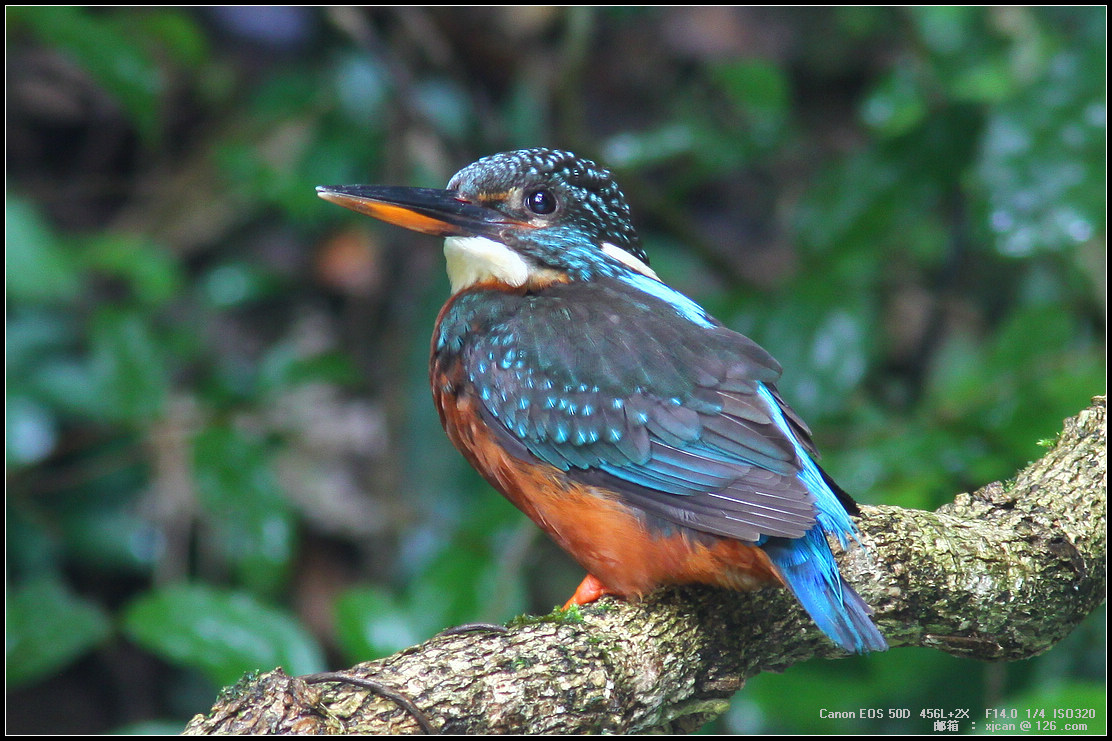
(443, 236), (531, 293)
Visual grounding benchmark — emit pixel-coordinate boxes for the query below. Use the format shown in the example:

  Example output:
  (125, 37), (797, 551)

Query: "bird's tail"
(753, 383), (886, 653)
(763, 528), (888, 654)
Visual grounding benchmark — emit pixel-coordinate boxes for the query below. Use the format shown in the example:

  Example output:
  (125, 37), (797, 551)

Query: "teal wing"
(459, 278), (824, 542)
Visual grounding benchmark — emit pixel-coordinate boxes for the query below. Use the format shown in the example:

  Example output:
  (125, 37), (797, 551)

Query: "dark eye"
(525, 189), (558, 215)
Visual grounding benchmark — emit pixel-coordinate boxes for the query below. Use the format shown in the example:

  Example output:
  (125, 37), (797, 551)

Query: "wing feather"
(461, 278), (826, 542)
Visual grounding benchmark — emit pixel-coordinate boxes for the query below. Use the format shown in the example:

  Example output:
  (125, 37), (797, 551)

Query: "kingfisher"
(317, 148), (887, 653)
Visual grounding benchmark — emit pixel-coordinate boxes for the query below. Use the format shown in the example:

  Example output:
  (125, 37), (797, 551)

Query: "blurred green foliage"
(122, 584), (323, 687)
(5, 7), (1105, 734)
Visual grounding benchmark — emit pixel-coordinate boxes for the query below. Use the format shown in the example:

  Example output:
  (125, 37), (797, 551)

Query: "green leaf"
(715, 60), (789, 114)
(333, 586), (421, 662)
(133, 9), (210, 69)
(81, 234), (184, 306)
(975, 46), (1105, 257)
(861, 66), (928, 137)
(793, 148), (903, 255)
(404, 516), (529, 633)
(713, 60), (791, 148)
(199, 260), (282, 309)
(14, 7), (165, 142)
(257, 345), (360, 394)
(6, 579), (112, 688)
(910, 6), (980, 56)
(406, 546), (489, 633)
(5, 198), (84, 303)
(193, 426), (295, 594)
(88, 308), (170, 422)
(738, 281), (875, 422)
(60, 504), (161, 576)
(122, 584), (324, 687)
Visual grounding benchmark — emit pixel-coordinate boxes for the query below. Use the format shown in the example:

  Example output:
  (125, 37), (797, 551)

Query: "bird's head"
(317, 148), (658, 293)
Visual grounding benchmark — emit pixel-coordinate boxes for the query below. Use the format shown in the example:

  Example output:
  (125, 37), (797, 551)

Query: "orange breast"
(431, 353), (783, 597)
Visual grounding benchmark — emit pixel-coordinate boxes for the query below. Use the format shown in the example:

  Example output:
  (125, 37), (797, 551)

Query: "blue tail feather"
(763, 530), (888, 653)
(756, 383), (887, 653)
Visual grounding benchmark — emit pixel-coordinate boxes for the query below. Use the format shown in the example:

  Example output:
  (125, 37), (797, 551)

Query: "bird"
(316, 148), (887, 653)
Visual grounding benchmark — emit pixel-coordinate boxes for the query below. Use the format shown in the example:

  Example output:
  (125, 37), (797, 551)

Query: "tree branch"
(184, 397), (1106, 734)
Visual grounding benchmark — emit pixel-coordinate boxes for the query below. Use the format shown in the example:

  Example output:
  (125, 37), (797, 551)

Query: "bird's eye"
(525, 189), (558, 215)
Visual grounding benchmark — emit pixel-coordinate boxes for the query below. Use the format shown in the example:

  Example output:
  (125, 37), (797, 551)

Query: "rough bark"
(184, 397), (1106, 735)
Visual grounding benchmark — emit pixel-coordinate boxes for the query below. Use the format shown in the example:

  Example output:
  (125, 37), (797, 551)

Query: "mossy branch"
(184, 397), (1106, 734)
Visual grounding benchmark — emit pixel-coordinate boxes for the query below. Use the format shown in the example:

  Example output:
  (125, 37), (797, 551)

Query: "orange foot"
(563, 573), (620, 610)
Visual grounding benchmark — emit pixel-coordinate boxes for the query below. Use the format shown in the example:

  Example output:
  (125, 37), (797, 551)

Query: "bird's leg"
(563, 573), (619, 609)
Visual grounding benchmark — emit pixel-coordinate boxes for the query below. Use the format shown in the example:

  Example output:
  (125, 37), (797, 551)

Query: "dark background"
(6, 7), (1105, 734)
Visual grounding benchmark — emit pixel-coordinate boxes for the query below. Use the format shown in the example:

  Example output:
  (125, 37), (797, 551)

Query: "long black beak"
(316, 185), (519, 239)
